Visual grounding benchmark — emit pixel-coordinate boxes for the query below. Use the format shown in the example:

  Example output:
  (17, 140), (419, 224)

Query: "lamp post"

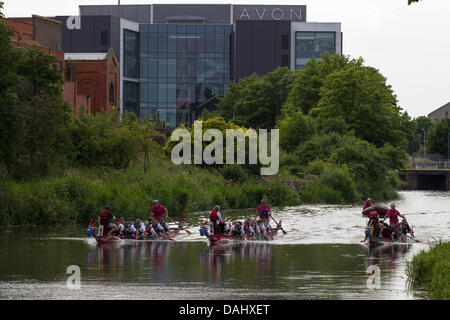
(422, 129), (426, 168)
(156, 109), (166, 146)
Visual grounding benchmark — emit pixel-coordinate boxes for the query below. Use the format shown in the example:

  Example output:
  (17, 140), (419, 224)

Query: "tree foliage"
(216, 67), (295, 129)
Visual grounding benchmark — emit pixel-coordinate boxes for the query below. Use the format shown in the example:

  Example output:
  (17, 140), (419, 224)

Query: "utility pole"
(422, 129), (426, 168)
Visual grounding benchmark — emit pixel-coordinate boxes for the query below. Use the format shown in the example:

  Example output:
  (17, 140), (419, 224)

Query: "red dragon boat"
(362, 204), (389, 218)
(86, 219), (188, 244)
(199, 219), (284, 245)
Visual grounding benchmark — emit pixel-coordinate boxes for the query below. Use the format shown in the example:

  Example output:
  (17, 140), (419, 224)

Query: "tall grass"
(0, 154), (300, 226)
(406, 242), (450, 300)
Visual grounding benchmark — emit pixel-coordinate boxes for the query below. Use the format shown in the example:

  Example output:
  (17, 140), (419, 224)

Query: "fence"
(412, 153), (450, 169)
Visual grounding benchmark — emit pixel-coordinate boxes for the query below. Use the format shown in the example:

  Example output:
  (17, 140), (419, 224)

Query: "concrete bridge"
(401, 169), (450, 191)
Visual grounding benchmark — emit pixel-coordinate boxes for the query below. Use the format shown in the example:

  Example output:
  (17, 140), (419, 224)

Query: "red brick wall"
(2, 18), (34, 42)
(70, 56), (119, 115)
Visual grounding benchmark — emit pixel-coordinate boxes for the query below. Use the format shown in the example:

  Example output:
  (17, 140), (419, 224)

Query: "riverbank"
(406, 242), (450, 299)
(0, 154), (300, 226)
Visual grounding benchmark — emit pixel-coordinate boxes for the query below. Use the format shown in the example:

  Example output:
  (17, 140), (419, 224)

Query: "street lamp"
(422, 129), (426, 168)
(156, 109), (167, 146)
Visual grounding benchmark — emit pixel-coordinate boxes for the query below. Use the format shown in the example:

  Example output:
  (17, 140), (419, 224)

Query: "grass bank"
(406, 242), (450, 300)
(0, 154), (300, 226)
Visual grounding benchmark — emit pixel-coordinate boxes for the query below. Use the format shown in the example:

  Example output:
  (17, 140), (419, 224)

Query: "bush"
(301, 166), (358, 204)
(406, 242), (450, 300)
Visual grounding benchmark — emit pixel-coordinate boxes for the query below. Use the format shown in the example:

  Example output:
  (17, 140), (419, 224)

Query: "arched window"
(109, 83), (115, 105)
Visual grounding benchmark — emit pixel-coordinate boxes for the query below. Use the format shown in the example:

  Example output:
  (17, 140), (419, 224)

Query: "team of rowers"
(207, 200), (275, 240)
(361, 199), (415, 243)
(97, 200), (173, 240)
(96, 199), (275, 240)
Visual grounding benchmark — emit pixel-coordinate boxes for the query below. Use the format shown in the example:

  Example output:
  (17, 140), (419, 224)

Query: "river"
(0, 191), (448, 300)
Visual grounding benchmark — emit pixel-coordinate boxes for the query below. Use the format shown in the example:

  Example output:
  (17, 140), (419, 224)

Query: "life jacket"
(100, 209), (110, 224)
(209, 209), (219, 221)
(259, 205), (269, 219)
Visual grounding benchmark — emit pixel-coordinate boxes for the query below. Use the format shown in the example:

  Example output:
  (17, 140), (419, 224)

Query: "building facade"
(428, 102), (450, 121)
(58, 4), (342, 128)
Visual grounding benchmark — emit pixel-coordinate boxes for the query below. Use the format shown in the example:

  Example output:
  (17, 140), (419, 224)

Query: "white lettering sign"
(66, 16), (81, 30)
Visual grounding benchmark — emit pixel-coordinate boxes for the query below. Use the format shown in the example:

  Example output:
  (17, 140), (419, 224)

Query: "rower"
(151, 200), (170, 236)
(363, 198), (373, 209)
(400, 218), (414, 242)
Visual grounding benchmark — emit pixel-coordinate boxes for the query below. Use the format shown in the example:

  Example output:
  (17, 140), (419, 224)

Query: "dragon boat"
(199, 219), (284, 245)
(86, 218), (188, 244)
(362, 204), (389, 218)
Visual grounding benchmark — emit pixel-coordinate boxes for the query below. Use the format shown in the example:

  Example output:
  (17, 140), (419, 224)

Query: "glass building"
(59, 4), (342, 128)
(139, 24), (232, 127)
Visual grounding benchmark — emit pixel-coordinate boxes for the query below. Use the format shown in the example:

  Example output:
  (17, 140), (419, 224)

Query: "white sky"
(3, 0), (450, 118)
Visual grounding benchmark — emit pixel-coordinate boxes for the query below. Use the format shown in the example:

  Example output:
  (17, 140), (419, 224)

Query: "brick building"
(65, 48), (120, 115)
(2, 15), (118, 117)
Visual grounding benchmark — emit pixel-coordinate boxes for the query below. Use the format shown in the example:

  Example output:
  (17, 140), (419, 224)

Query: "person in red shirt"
(98, 205), (114, 237)
(382, 203), (404, 241)
(363, 198), (373, 209)
(151, 200), (170, 236)
(209, 205), (224, 235)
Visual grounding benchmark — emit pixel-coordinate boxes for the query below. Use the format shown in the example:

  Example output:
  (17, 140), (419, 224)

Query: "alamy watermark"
(366, 265), (381, 290)
(66, 265), (81, 290)
(170, 121), (279, 175)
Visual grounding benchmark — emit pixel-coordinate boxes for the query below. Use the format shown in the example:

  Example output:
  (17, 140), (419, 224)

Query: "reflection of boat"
(362, 205), (389, 217)
(199, 220), (283, 245)
(366, 236), (417, 248)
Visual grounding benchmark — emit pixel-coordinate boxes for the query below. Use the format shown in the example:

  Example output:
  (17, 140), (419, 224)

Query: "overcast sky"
(3, 0), (450, 118)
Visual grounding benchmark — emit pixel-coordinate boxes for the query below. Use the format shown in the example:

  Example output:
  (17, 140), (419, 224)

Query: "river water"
(0, 191), (448, 300)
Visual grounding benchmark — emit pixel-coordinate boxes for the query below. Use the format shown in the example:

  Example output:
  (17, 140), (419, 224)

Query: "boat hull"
(362, 205), (389, 217)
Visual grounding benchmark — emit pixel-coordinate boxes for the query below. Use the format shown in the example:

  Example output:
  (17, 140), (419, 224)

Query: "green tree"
(428, 117), (450, 157)
(282, 54), (364, 116)
(310, 64), (407, 149)
(0, 15), (72, 179)
(217, 67), (295, 129)
(278, 111), (316, 152)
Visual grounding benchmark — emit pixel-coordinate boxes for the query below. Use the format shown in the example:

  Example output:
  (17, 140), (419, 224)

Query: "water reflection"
(364, 243), (413, 271)
(199, 242), (273, 283)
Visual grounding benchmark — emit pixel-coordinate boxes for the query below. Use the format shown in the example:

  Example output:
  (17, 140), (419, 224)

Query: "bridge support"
(402, 170), (450, 191)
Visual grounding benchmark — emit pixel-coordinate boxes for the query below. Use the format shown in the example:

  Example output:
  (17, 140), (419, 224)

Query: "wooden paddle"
(270, 215), (287, 234)
(169, 217), (192, 235)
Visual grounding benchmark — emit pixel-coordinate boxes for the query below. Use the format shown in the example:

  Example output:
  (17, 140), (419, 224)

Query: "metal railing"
(412, 153), (450, 169)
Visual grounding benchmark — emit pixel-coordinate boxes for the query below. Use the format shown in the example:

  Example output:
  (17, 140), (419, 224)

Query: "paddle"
(270, 215), (287, 235)
(168, 217), (192, 235)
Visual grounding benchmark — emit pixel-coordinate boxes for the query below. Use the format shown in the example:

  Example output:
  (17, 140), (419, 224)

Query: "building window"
(109, 83), (115, 105)
(295, 32), (335, 69)
(124, 81), (140, 116)
(281, 35), (289, 50)
(101, 30), (108, 46)
(124, 29), (139, 78)
(139, 24), (232, 128)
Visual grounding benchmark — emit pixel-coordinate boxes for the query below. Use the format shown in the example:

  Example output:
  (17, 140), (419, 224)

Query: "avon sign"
(233, 5), (306, 22)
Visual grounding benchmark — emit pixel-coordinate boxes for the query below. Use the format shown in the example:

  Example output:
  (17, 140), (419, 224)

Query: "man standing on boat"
(98, 205), (114, 237)
(151, 200), (170, 236)
(209, 205), (224, 236)
(255, 199), (272, 234)
(382, 203), (405, 241)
